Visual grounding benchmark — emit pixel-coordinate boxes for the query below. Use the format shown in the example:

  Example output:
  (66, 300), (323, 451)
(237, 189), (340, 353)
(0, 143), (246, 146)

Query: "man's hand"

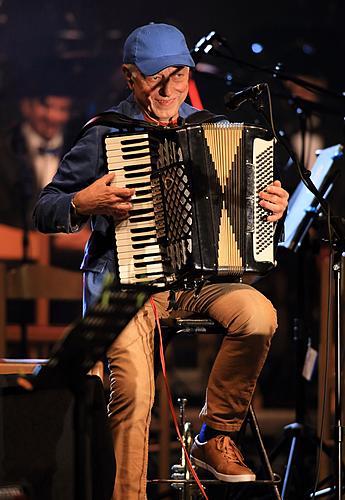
(72, 173), (135, 221)
(259, 180), (289, 222)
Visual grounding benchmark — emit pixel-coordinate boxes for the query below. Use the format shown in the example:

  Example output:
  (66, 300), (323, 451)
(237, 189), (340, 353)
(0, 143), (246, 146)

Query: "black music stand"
(18, 279), (150, 500)
(281, 144), (343, 253)
(269, 144), (344, 499)
(33, 280), (150, 389)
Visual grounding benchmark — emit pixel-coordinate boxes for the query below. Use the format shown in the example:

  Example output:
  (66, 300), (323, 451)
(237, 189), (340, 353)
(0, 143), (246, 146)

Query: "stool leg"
(247, 404), (281, 500)
(232, 404), (281, 500)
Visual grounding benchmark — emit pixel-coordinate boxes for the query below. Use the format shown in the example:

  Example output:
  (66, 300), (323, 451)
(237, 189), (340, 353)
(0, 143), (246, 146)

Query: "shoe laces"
(215, 435), (247, 466)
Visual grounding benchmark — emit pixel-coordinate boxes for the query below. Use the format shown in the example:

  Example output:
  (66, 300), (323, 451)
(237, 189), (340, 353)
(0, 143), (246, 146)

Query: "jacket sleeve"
(33, 125), (107, 234)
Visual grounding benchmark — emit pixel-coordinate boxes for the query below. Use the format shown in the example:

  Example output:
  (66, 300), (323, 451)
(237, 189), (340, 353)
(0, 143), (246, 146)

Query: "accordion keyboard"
(105, 133), (164, 285)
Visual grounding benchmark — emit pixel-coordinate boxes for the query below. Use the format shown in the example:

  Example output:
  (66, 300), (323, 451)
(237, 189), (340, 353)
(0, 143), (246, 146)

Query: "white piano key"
(106, 148), (150, 158)
(111, 167), (151, 175)
(112, 179), (151, 190)
(117, 245), (159, 254)
(117, 245), (161, 256)
(124, 277), (165, 285)
(105, 133), (149, 146)
(114, 181), (151, 188)
(119, 264), (164, 280)
(119, 263), (164, 275)
(116, 220), (155, 233)
(110, 173), (151, 184)
(115, 218), (156, 229)
(121, 276), (164, 285)
(118, 245), (160, 254)
(130, 201), (154, 211)
(118, 253), (163, 266)
(107, 157), (152, 168)
(109, 175), (150, 185)
(115, 230), (157, 242)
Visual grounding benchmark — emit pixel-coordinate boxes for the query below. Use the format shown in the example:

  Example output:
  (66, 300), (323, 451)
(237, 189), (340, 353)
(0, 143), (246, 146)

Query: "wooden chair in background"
(0, 262), (83, 357)
(0, 223), (91, 358)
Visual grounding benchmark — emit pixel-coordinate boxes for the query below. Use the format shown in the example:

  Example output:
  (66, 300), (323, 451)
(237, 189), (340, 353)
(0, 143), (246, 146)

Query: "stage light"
(225, 72), (233, 85)
(251, 43), (263, 54)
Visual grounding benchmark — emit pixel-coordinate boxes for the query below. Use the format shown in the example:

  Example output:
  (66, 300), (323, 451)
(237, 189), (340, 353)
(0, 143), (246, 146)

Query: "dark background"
(1, 0), (345, 415)
(0, 0), (344, 125)
(0, 2), (345, 494)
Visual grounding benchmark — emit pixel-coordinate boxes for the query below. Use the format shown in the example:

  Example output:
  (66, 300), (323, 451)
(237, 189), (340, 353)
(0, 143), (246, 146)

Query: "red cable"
(150, 297), (208, 500)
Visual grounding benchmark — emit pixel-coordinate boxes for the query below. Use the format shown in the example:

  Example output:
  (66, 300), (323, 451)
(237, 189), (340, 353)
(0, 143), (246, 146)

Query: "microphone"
(224, 83), (267, 110)
(190, 31), (228, 64)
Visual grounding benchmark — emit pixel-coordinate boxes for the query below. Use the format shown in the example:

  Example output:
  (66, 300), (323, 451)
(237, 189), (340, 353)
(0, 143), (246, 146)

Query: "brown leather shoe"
(190, 434), (256, 482)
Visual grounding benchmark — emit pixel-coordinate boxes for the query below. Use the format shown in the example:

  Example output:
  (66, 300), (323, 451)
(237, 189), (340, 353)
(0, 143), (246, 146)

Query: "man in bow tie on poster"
(0, 74), (73, 230)
(34, 23), (289, 499)
(0, 67), (92, 271)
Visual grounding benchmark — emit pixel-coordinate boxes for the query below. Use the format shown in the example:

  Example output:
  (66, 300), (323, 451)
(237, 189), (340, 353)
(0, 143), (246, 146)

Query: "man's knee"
(223, 288), (278, 337)
(240, 299), (277, 337)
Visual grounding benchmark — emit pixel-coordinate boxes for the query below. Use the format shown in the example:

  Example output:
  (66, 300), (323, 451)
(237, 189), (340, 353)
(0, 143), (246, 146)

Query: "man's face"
(124, 66), (190, 124)
(20, 95), (72, 141)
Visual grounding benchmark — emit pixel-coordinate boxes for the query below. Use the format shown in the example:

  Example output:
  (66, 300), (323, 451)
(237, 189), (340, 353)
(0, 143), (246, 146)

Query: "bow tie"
(37, 145), (62, 157)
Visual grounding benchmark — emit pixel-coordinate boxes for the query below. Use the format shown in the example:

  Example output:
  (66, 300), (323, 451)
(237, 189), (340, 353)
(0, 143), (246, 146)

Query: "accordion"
(105, 122), (275, 287)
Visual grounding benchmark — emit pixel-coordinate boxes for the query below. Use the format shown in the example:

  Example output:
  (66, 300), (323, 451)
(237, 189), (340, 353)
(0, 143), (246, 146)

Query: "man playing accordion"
(34, 22), (289, 500)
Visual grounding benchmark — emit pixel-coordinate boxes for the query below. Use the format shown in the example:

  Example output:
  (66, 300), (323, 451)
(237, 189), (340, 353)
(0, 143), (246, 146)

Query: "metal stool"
(150, 316), (281, 500)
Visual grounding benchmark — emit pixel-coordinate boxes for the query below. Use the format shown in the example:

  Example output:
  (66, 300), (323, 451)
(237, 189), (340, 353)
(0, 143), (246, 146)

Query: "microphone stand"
(271, 96), (317, 498)
(252, 91), (345, 499)
(297, 107), (307, 170)
(192, 34), (345, 105)
(193, 33), (345, 493)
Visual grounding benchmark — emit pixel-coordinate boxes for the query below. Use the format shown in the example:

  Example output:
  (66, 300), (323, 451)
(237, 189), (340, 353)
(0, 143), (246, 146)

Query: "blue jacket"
(33, 94), (199, 274)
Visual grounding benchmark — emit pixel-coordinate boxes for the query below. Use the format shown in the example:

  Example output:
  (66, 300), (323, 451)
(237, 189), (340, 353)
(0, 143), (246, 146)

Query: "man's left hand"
(258, 180), (289, 222)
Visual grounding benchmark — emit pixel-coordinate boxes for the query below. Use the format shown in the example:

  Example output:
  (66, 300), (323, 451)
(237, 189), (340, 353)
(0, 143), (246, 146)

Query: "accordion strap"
(73, 109), (227, 145)
(73, 111), (153, 145)
(183, 110), (227, 124)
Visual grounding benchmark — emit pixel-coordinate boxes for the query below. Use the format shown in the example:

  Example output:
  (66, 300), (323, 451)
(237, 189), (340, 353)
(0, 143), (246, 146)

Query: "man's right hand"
(72, 173), (135, 221)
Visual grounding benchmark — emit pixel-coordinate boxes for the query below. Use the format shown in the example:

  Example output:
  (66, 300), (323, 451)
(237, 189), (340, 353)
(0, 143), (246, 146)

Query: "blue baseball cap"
(123, 23), (195, 76)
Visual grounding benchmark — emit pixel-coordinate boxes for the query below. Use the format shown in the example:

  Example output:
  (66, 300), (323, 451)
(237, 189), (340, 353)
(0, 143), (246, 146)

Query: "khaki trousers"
(106, 283), (278, 499)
